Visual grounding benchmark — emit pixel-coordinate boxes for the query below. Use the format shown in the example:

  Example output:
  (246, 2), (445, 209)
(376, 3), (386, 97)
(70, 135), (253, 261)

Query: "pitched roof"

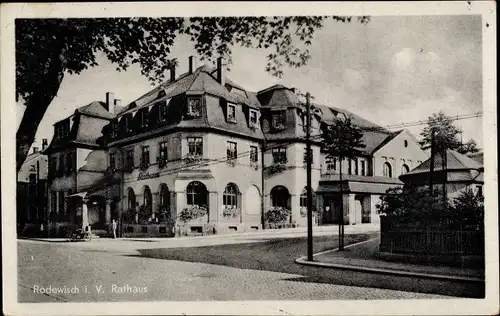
(117, 65), (261, 118)
(76, 101), (114, 119)
(405, 149), (483, 175)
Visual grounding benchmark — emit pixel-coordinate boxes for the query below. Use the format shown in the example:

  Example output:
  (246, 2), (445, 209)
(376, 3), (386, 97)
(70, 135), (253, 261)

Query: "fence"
(379, 216), (484, 256)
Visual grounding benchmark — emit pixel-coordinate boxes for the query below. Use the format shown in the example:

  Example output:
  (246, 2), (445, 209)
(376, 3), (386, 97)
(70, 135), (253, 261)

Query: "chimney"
(189, 56), (197, 74)
(33, 147), (39, 154)
(105, 92), (115, 114)
(216, 57), (225, 86)
(170, 65), (176, 82)
(42, 139), (48, 150)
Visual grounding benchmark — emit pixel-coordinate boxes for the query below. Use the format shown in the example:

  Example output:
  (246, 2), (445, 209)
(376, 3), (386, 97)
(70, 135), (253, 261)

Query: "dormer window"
(227, 103), (236, 123)
(140, 110), (149, 128)
(159, 101), (168, 122)
(111, 120), (119, 138)
(249, 109), (258, 128)
(187, 97), (201, 117)
(272, 111), (286, 131)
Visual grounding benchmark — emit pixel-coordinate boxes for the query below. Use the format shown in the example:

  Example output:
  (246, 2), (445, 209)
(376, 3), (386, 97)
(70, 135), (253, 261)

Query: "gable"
(373, 129), (428, 161)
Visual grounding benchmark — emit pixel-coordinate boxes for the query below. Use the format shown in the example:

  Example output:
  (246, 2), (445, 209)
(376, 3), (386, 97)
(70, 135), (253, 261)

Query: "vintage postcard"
(1, 1), (498, 315)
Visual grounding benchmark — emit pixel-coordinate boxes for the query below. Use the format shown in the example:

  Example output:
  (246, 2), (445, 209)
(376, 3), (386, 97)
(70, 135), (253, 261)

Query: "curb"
(295, 238), (485, 283)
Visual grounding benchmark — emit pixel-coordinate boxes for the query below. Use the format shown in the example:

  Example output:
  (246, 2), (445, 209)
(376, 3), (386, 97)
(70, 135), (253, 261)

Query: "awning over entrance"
(317, 181), (402, 194)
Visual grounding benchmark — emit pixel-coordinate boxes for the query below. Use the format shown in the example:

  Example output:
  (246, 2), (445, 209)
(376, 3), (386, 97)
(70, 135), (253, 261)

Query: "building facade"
(42, 56), (428, 237)
(17, 142), (49, 236)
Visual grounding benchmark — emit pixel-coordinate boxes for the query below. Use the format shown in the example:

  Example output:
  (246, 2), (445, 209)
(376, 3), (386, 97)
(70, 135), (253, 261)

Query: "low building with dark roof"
(399, 149), (484, 200)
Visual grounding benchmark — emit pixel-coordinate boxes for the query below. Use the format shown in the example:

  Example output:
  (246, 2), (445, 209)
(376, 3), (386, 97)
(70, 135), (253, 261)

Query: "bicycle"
(67, 227), (92, 242)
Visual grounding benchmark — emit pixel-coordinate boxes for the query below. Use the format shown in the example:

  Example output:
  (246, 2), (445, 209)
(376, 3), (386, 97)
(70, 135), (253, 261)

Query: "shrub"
(451, 187), (484, 230)
(122, 208), (137, 223)
(265, 206), (291, 223)
(178, 205), (208, 223)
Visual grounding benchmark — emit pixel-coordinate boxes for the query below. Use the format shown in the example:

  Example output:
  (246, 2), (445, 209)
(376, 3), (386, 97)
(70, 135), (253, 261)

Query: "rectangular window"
(249, 110), (258, 127)
(272, 111), (286, 130)
(140, 111), (149, 128)
(354, 158), (359, 175)
(226, 141), (237, 159)
(250, 146), (258, 163)
(272, 147), (287, 164)
(112, 120), (119, 138)
(187, 137), (203, 156)
(348, 158), (353, 175)
(159, 101), (168, 122)
(227, 104), (236, 123)
(159, 142), (168, 160)
(361, 160), (366, 176)
(187, 98), (202, 117)
(109, 153), (116, 171)
(126, 150), (134, 169)
(141, 146), (150, 166)
(327, 157), (337, 172)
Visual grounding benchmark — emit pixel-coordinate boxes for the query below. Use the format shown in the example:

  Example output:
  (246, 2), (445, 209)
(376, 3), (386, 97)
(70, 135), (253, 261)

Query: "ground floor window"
(270, 185), (290, 208)
(223, 183), (239, 207)
(186, 181), (208, 206)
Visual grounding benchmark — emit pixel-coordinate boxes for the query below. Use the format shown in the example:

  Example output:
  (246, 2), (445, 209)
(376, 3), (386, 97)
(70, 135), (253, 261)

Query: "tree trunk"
(16, 47), (67, 172)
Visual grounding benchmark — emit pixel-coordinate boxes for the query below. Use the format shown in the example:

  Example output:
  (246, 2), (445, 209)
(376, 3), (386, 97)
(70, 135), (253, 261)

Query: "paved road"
(17, 231), (451, 302)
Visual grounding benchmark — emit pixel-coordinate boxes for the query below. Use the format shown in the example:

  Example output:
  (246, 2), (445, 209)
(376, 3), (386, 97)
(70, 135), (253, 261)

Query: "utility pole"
(305, 92), (314, 261)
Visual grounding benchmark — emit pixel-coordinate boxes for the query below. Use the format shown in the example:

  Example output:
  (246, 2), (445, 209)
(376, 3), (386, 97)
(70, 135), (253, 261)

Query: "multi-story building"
(17, 141), (49, 236)
(43, 96), (121, 236)
(42, 56), (428, 237)
(103, 56), (264, 236)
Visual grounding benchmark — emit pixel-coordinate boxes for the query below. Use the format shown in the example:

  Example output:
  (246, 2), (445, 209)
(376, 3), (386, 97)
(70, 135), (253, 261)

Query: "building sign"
(138, 171), (160, 181)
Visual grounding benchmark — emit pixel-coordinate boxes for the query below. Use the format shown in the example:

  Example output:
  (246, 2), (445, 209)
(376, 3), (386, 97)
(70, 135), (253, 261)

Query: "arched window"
(270, 186), (290, 208)
(401, 164), (410, 175)
(143, 186), (152, 210)
(127, 188), (136, 210)
(223, 183), (239, 207)
(383, 162), (392, 178)
(186, 181), (208, 206)
(159, 184), (170, 209)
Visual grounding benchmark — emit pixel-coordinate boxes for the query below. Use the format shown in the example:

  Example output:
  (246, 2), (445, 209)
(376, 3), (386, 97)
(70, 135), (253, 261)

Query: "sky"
(17, 15), (483, 151)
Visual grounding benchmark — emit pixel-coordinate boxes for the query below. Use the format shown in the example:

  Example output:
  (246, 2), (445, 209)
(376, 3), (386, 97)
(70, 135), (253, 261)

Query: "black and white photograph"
(1, 2), (498, 315)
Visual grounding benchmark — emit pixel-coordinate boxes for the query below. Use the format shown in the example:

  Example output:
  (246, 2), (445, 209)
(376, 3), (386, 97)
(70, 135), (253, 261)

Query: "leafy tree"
(419, 111), (461, 152)
(320, 115), (365, 249)
(15, 16), (369, 172)
(457, 139), (481, 155)
(376, 187), (450, 221)
(451, 187), (484, 230)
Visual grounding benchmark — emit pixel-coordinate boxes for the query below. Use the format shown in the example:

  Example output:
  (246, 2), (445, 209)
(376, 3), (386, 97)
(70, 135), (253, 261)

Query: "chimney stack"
(216, 57), (225, 86)
(106, 92), (115, 114)
(189, 56), (197, 74)
(42, 139), (48, 150)
(170, 65), (176, 82)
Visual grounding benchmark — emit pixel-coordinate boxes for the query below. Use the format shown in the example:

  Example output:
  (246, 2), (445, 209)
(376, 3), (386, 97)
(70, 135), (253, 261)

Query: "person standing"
(112, 219), (117, 239)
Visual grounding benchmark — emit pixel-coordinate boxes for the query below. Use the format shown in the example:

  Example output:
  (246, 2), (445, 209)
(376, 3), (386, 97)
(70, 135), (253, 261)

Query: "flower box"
(222, 206), (240, 219)
(184, 153), (202, 165)
(178, 205), (208, 223)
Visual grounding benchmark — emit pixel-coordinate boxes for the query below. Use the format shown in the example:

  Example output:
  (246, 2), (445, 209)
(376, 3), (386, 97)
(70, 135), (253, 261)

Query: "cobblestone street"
(18, 232), (453, 302)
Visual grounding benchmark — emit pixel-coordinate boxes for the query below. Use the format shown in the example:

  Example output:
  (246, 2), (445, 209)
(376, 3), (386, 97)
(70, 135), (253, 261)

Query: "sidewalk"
(296, 238), (484, 283)
(20, 223), (379, 243)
